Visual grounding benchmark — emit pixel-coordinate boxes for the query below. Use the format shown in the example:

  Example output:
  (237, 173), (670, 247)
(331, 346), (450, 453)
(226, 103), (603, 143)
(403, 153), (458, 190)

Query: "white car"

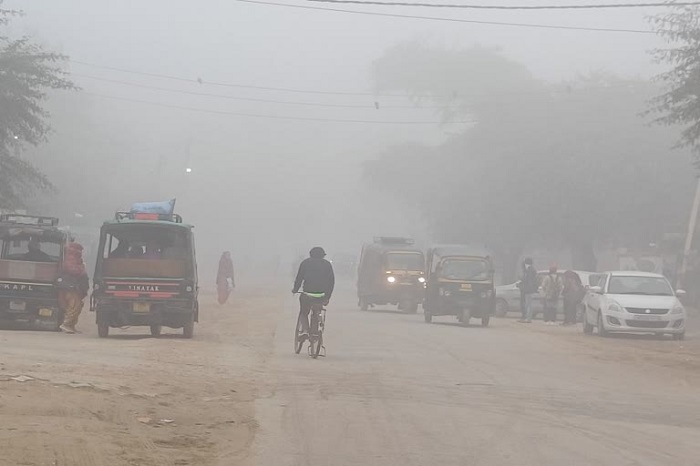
(582, 271), (686, 339)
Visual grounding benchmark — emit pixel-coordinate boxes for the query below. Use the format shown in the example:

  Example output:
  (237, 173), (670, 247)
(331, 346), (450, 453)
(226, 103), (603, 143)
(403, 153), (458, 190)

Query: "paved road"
(254, 288), (700, 466)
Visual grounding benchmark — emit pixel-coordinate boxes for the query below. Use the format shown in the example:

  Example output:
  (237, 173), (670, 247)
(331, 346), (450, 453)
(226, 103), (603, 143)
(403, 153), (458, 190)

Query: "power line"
(73, 73), (447, 109)
(235, 0), (656, 34)
(70, 59), (389, 97)
(307, 0), (700, 10)
(82, 92), (467, 124)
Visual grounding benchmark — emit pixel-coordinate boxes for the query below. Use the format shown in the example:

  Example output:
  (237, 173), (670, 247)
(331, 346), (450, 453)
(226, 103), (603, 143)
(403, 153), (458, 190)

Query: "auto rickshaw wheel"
(97, 322), (109, 338)
(495, 299), (508, 318)
(460, 309), (471, 327)
(150, 325), (162, 337)
(183, 316), (195, 339)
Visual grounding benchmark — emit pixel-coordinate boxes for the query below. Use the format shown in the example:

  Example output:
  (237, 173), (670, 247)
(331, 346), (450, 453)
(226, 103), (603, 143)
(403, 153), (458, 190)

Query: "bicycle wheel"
(310, 332), (323, 358)
(294, 313), (305, 354)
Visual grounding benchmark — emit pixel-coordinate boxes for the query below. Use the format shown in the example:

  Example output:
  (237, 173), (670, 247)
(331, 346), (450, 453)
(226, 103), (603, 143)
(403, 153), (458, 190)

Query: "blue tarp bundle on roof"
(130, 199), (176, 215)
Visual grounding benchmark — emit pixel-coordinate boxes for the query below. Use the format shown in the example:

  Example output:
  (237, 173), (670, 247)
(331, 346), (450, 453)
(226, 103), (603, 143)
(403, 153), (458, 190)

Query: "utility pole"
(679, 177), (700, 289)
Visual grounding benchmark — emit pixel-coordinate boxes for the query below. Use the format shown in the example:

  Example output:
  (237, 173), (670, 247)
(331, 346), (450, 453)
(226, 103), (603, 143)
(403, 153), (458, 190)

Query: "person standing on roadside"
(217, 251), (235, 305)
(541, 264), (563, 325)
(562, 270), (585, 326)
(518, 257), (538, 323)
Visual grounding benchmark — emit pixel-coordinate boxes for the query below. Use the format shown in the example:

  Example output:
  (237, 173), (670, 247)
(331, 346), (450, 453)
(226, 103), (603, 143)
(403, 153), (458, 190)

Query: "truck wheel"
(150, 325), (162, 337)
(183, 317), (195, 339)
(461, 309), (471, 327)
(481, 315), (490, 327)
(98, 323), (109, 338)
(424, 309), (432, 323)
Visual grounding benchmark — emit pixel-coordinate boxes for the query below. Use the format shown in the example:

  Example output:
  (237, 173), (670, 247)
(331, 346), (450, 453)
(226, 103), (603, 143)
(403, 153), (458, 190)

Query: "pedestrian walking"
(58, 240), (89, 334)
(562, 270), (585, 326)
(541, 264), (563, 325)
(518, 258), (538, 323)
(217, 251), (235, 305)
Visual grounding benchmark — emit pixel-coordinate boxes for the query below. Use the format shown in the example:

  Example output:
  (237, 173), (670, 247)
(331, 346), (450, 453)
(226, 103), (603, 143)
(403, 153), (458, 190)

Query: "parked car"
(494, 270), (595, 317)
(581, 271), (686, 339)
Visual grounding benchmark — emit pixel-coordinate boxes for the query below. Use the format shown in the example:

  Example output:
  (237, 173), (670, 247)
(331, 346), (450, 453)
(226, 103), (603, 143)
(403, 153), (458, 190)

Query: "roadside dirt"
(0, 288), (281, 466)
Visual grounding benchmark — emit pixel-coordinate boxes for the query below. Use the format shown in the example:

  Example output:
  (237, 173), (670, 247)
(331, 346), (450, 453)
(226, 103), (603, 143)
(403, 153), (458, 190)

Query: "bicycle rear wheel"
(310, 332), (323, 358)
(294, 313), (305, 354)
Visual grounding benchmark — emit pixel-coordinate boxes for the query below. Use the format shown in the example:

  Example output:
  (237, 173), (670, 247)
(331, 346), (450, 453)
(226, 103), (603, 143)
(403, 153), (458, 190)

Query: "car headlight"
(608, 301), (624, 312)
(671, 304), (685, 314)
(387, 276), (396, 283)
(418, 277), (425, 283)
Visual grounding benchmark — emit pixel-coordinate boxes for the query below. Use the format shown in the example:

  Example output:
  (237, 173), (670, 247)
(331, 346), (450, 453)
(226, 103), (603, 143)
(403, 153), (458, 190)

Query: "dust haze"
(3, 0), (700, 465)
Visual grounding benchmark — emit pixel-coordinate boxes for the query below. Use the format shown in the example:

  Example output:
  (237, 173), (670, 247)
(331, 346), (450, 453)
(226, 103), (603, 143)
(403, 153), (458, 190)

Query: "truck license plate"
(460, 284), (472, 291)
(38, 308), (53, 317)
(9, 301), (26, 312)
(132, 302), (150, 313)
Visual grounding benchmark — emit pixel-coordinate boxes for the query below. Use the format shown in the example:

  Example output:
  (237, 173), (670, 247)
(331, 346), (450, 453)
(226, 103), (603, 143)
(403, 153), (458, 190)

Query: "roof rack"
(115, 212), (183, 223)
(0, 214), (59, 227)
(374, 236), (415, 245)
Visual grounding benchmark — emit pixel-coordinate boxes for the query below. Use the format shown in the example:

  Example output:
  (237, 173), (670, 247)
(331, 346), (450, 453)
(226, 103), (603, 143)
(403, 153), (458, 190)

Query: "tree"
(649, 6), (700, 164)
(0, 2), (75, 210)
(367, 43), (694, 278)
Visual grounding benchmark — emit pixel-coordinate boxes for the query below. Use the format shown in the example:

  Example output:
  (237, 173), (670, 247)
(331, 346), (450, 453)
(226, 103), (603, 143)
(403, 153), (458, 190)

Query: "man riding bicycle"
(292, 247), (335, 339)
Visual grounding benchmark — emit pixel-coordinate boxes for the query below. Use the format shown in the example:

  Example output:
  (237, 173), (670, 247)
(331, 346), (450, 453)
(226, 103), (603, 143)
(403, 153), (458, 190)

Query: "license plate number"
(460, 284), (472, 291)
(133, 302), (151, 313)
(634, 314), (660, 321)
(9, 301), (26, 311)
(38, 308), (53, 317)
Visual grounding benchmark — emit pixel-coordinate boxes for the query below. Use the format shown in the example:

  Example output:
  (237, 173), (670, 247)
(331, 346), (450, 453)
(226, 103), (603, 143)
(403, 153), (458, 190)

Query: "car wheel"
(673, 332), (685, 341)
(495, 299), (508, 318)
(597, 312), (608, 337)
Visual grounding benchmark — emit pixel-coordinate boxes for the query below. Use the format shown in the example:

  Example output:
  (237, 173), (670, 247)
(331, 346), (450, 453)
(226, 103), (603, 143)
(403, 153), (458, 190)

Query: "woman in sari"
(217, 251), (235, 304)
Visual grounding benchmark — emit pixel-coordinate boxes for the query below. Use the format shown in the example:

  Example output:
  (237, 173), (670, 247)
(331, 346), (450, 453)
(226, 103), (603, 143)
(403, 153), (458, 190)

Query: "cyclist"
(292, 246), (335, 339)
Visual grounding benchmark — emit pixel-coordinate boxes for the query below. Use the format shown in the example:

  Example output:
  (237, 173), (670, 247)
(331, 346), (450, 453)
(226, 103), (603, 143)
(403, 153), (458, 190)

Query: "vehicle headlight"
(387, 276), (396, 283)
(186, 285), (193, 293)
(418, 277), (425, 283)
(608, 301), (624, 312)
(671, 304), (685, 314)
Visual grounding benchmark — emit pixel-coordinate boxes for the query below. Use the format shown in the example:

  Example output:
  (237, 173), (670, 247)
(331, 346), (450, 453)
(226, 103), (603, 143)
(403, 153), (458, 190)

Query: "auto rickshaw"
(357, 237), (425, 313)
(91, 211), (198, 338)
(424, 245), (495, 326)
(0, 214), (67, 330)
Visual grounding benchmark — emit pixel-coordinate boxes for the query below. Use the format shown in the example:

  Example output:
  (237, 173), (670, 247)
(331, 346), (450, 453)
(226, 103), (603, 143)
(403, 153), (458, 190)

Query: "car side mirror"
(589, 286), (603, 294)
(676, 289), (687, 297)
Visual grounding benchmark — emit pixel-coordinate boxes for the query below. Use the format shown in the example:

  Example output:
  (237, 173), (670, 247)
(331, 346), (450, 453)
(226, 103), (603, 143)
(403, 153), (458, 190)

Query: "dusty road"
(2, 284), (700, 465)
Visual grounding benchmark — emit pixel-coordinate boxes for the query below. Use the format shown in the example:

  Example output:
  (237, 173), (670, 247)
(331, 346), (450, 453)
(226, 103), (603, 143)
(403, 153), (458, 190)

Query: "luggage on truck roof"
(0, 214), (59, 227)
(373, 237), (415, 245)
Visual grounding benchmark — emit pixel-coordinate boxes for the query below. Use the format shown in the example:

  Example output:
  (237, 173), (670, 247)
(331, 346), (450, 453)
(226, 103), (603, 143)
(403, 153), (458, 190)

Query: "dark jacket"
(520, 265), (538, 294)
(293, 257), (335, 299)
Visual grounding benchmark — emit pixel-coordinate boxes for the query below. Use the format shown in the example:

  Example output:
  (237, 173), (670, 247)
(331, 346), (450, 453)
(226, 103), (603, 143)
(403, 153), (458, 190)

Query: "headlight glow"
(387, 276), (396, 283)
(418, 277), (425, 283)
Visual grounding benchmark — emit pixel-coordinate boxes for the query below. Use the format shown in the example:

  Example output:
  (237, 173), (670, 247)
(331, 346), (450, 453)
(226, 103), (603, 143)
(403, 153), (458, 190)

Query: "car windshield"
(385, 252), (424, 271)
(440, 259), (490, 281)
(607, 276), (674, 296)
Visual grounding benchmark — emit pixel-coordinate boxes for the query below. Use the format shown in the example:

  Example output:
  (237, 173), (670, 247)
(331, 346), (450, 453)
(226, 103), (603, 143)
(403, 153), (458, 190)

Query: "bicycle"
(294, 292), (327, 358)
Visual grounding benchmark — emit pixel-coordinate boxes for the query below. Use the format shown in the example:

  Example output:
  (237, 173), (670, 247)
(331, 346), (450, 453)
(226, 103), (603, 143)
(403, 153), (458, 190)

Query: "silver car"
(494, 270), (595, 317)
